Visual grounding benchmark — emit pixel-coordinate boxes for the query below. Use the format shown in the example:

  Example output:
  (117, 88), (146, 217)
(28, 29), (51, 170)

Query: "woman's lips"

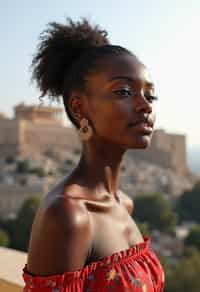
(129, 122), (153, 134)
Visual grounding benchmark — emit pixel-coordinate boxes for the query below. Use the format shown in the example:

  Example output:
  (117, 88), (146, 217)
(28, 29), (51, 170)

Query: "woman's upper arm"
(26, 196), (93, 276)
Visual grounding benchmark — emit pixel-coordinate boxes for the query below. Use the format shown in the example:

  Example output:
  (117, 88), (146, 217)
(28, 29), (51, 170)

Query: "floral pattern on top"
(22, 236), (165, 292)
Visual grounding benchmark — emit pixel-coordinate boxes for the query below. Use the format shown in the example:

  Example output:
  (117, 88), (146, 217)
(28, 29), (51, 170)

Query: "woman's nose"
(134, 94), (152, 113)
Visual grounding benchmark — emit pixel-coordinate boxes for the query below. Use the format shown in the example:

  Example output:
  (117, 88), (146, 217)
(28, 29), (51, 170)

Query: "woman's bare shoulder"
(26, 183), (93, 275)
(119, 189), (134, 215)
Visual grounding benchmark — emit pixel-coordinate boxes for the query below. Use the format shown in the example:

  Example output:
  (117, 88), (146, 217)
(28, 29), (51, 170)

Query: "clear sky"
(1, 0), (200, 148)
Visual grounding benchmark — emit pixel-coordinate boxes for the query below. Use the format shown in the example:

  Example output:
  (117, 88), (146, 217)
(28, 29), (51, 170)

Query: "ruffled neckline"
(23, 236), (150, 284)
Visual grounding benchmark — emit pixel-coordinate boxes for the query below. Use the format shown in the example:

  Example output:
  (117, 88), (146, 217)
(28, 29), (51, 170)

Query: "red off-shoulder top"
(22, 236), (165, 292)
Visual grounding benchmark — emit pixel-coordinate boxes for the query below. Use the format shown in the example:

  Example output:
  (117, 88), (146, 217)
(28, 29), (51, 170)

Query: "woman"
(23, 18), (165, 291)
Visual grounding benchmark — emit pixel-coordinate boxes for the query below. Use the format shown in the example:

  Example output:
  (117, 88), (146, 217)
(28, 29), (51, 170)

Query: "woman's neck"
(74, 139), (126, 199)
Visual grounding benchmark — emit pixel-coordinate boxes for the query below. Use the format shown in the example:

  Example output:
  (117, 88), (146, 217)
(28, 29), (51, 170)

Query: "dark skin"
(26, 54), (156, 276)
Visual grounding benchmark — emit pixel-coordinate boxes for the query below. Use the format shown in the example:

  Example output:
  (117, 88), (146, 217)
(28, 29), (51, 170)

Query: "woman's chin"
(128, 135), (152, 149)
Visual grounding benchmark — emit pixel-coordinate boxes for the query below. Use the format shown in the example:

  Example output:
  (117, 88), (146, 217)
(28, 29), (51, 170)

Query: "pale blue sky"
(1, 0), (200, 148)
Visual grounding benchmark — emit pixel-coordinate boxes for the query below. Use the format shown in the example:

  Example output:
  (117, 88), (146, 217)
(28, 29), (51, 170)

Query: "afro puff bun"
(31, 18), (110, 99)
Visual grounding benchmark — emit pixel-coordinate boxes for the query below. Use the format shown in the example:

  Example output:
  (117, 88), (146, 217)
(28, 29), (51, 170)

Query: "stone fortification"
(0, 103), (189, 175)
(130, 129), (188, 175)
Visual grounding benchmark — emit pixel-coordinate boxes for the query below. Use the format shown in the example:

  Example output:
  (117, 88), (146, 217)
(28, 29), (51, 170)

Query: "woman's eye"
(144, 94), (158, 103)
(114, 88), (133, 97)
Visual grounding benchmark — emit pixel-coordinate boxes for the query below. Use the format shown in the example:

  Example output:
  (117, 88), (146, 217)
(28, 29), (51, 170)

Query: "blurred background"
(0, 1), (200, 291)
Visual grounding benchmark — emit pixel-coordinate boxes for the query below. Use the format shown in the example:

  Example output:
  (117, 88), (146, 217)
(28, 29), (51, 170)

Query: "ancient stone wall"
(0, 114), (189, 175)
(131, 129), (188, 175)
(130, 147), (173, 169)
(15, 103), (64, 126)
(167, 133), (188, 174)
(151, 129), (171, 151)
(0, 119), (21, 157)
(0, 119), (20, 144)
(20, 121), (80, 155)
(0, 118), (80, 158)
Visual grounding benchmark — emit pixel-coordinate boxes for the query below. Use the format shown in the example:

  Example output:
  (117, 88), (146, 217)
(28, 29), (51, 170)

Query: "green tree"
(0, 217), (15, 243)
(165, 248), (200, 292)
(135, 220), (150, 236)
(133, 193), (177, 233)
(11, 196), (41, 251)
(158, 254), (171, 282)
(16, 160), (32, 173)
(0, 229), (10, 247)
(184, 225), (200, 251)
(30, 167), (46, 177)
(177, 181), (200, 223)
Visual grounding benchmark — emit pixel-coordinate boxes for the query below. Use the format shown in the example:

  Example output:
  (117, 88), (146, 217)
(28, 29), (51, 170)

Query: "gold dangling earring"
(78, 118), (93, 141)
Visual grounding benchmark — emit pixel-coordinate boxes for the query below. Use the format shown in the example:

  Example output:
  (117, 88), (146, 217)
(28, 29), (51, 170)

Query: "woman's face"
(84, 53), (157, 149)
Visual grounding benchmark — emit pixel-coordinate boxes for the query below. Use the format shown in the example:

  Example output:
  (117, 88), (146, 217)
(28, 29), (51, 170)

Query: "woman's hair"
(31, 18), (132, 128)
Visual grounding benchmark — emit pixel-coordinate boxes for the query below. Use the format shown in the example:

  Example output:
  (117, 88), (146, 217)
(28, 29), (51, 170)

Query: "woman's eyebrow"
(110, 76), (134, 82)
(109, 76), (155, 88)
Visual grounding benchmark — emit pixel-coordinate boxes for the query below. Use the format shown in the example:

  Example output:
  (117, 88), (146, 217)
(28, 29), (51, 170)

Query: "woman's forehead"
(89, 54), (154, 87)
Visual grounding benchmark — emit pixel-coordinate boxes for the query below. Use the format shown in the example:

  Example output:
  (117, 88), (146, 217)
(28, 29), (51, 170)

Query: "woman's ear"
(68, 93), (86, 125)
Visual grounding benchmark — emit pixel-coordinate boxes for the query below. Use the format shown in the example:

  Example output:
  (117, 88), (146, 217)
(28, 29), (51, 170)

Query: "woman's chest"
(85, 202), (144, 264)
